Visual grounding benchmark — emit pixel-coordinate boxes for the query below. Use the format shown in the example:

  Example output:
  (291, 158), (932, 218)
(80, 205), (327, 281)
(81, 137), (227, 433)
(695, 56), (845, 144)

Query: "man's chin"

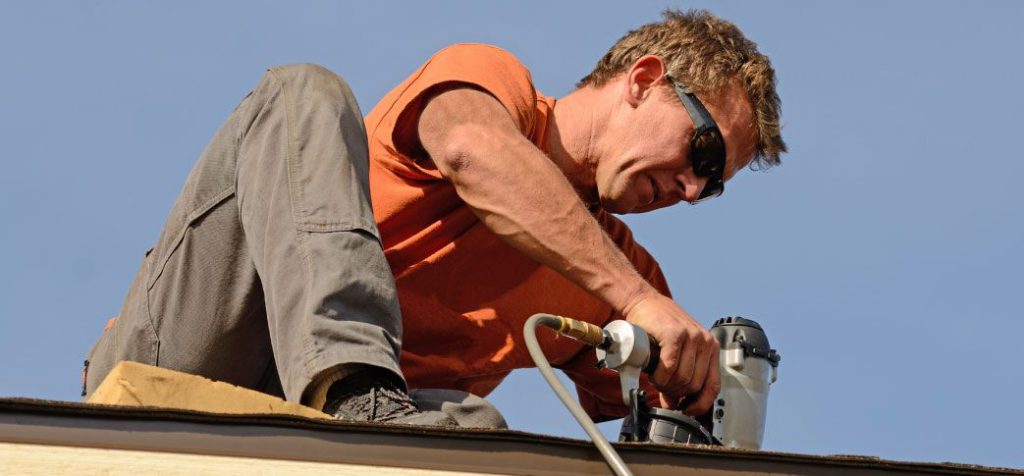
(627, 200), (677, 214)
(601, 200), (644, 215)
(598, 191), (655, 214)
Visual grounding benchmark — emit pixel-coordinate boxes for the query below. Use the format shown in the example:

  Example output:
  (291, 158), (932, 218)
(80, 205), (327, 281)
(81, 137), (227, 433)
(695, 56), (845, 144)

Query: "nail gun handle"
(643, 338), (660, 375)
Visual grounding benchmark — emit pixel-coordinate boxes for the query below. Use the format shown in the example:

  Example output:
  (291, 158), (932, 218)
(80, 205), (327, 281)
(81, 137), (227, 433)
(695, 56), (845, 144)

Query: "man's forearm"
(449, 125), (655, 314)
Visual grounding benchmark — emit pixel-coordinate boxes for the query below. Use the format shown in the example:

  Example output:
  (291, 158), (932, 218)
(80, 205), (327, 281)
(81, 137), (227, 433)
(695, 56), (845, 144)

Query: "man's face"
(595, 79), (758, 214)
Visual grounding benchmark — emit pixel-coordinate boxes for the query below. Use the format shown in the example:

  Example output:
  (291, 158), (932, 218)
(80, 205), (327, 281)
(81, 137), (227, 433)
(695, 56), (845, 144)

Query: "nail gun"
(598, 316), (780, 447)
(525, 314), (781, 476)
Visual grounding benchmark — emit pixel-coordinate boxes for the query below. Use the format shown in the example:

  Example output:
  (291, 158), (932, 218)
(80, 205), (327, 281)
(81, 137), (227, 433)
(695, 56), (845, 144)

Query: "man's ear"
(623, 55), (667, 107)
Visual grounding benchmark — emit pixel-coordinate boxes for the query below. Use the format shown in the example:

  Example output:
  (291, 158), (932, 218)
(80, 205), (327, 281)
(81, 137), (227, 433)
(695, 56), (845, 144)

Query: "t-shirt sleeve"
(559, 211), (673, 421)
(367, 43), (538, 179)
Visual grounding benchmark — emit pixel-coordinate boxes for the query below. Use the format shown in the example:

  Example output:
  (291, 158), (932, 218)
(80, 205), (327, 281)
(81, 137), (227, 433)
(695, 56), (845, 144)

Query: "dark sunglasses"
(666, 75), (726, 203)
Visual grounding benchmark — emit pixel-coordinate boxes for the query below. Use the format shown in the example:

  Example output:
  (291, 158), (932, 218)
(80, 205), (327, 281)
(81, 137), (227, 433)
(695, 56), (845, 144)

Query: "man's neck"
(547, 85), (611, 207)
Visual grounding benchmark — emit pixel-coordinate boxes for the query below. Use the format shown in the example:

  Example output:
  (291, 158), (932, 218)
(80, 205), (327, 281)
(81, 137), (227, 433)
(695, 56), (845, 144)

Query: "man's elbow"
(432, 123), (500, 178)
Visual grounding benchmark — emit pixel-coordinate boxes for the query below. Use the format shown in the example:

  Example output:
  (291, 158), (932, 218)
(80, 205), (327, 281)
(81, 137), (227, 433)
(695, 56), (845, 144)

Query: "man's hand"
(623, 292), (720, 416)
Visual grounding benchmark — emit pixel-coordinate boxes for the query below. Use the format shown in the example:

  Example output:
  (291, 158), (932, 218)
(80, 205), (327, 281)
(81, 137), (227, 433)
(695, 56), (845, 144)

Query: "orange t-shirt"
(364, 44), (668, 420)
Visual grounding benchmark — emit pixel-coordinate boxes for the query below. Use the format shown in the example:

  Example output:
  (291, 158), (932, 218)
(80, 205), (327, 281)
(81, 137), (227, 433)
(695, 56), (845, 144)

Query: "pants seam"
(267, 67), (310, 224)
(272, 67), (319, 380)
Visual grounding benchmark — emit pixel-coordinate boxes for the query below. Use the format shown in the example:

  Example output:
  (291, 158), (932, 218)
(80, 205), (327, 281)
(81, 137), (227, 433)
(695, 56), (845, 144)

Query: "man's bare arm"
(417, 87), (720, 415)
(418, 88), (647, 315)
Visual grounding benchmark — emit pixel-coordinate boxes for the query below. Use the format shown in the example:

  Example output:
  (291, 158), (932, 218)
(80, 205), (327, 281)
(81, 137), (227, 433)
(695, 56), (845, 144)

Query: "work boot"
(323, 369), (458, 427)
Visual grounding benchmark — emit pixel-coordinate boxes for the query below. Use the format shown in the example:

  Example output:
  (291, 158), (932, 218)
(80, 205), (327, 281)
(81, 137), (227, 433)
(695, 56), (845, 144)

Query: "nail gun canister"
(709, 316), (780, 449)
(619, 404), (715, 445)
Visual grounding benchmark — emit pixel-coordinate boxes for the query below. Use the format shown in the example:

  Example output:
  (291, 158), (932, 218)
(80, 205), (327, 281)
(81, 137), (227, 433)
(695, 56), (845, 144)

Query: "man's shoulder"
(431, 43), (522, 62)
(423, 43), (534, 80)
(425, 43), (532, 80)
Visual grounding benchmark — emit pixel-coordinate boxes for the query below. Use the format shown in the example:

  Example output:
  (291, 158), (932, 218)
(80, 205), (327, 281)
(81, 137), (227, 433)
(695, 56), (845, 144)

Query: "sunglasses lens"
(690, 128), (726, 203)
(692, 128), (726, 177)
(697, 177), (724, 201)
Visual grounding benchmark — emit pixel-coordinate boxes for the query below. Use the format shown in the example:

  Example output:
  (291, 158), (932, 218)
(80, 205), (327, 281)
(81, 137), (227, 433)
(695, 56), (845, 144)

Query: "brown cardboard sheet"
(87, 361), (328, 419)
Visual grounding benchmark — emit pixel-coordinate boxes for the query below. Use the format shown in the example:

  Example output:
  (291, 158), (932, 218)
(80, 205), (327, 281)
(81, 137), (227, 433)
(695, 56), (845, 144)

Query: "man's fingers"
(683, 344), (721, 416)
(670, 337), (697, 395)
(683, 340), (713, 397)
(658, 390), (682, 410)
(651, 340), (681, 391)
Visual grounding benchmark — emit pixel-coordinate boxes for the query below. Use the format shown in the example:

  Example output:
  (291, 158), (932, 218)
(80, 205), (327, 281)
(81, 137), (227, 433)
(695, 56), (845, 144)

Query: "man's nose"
(676, 173), (709, 202)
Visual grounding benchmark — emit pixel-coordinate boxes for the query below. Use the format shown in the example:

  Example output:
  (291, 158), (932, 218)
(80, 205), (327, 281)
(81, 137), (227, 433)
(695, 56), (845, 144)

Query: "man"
(84, 9), (785, 428)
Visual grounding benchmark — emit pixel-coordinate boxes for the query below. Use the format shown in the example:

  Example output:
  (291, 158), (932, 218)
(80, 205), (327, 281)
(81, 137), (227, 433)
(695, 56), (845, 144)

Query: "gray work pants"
(84, 64), (404, 408)
(85, 64), (508, 429)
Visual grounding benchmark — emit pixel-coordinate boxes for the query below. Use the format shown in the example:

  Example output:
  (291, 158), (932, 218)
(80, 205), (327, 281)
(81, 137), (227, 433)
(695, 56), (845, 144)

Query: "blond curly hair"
(579, 9), (787, 168)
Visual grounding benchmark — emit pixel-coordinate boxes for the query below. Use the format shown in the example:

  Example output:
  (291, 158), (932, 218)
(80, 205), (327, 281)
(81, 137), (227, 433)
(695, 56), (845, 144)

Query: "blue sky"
(1, 1), (1021, 469)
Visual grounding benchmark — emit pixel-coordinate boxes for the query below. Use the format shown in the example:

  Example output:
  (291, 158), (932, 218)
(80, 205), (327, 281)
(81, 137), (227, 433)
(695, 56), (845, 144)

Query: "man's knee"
(267, 63), (361, 111)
